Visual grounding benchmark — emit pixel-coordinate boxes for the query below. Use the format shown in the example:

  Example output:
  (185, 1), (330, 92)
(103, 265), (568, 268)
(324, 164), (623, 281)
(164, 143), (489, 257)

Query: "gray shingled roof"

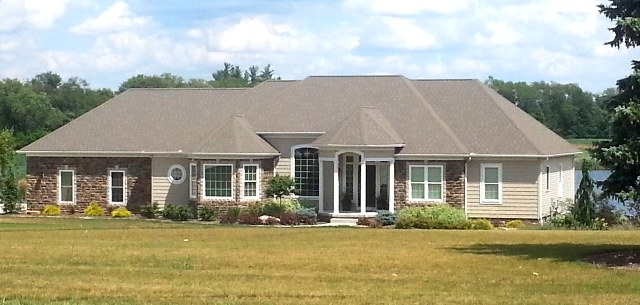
(193, 115), (278, 155)
(21, 76), (578, 156)
(313, 106), (404, 147)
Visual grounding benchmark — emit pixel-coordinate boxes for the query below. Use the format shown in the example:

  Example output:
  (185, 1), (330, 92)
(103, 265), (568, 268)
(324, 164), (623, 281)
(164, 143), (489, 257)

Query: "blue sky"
(0, 0), (635, 92)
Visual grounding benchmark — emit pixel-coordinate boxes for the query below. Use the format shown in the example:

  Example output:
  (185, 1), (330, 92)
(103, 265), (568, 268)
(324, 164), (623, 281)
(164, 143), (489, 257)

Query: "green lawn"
(1, 218), (639, 305)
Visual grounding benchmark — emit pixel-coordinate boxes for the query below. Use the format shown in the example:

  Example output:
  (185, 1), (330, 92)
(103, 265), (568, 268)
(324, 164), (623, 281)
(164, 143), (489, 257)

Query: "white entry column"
(318, 160), (324, 213)
(333, 159), (339, 214)
(389, 160), (395, 213)
(360, 159), (367, 214)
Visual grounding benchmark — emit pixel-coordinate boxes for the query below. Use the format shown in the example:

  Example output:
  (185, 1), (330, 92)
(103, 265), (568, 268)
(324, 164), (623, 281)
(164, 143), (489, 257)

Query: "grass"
(1, 218), (640, 305)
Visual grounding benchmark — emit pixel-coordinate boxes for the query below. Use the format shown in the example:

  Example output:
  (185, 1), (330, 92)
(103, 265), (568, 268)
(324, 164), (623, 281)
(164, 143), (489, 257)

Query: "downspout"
(464, 156), (469, 218)
(537, 158), (543, 223)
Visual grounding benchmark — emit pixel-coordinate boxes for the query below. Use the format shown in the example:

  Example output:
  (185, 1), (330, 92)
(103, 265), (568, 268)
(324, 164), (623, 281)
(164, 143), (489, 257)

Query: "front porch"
(318, 151), (395, 216)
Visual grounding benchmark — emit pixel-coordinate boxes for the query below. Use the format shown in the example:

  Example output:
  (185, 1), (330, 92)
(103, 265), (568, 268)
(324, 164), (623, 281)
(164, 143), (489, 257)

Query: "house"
(19, 76), (579, 221)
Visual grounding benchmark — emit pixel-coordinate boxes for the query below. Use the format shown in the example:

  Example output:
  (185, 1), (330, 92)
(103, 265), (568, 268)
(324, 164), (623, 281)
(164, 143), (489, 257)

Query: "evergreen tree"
(573, 161), (597, 227)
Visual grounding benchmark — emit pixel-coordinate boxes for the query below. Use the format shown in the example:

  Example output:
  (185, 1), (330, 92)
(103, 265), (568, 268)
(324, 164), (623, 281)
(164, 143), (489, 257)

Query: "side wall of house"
(261, 136), (318, 176)
(466, 159), (539, 219)
(152, 157), (190, 207)
(539, 156), (575, 218)
(393, 160), (465, 210)
(26, 157), (151, 212)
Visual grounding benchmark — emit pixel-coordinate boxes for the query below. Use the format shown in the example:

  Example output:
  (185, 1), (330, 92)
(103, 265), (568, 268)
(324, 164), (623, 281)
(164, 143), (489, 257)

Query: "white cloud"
(372, 17), (437, 50)
(0, 0), (69, 31)
(343, 0), (470, 15)
(473, 22), (522, 47)
(70, 1), (151, 35)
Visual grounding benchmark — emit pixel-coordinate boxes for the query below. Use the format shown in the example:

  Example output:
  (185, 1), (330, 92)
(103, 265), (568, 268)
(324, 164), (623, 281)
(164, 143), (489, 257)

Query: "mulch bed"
(584, 251), (640, 271)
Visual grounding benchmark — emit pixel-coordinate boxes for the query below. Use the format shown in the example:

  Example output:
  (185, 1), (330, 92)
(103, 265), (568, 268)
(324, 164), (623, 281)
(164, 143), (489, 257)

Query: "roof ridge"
(401, 77), (468, 153)
(476, 81), (543, 155)
(125, 87), (247, 91)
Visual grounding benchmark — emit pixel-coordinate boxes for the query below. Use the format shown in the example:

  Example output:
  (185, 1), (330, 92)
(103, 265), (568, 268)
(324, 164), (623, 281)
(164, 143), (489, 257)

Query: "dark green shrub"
(278, 212), (300, 225)
(162, 204), (192, 221)
(111, 207), (132, 218)
(296, 207), (317, 224)
(140, 202), (159, 219)
(43, 205), (61, 216)
(471, 219), (493, 230)
(506, 220), (525, 229)
(264, 174), (295, 202)
(377, 210), (397, 226)
(1, 168), (21, 214)
(198, 206), (217, 221)
(220, 207), (242, 224)
(84, 202), (105, 216)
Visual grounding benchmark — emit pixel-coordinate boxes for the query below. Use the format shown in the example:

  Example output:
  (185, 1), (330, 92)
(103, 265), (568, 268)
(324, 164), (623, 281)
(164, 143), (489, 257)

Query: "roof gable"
(193, 115), (278, 155)
(312, 106), (404, 147)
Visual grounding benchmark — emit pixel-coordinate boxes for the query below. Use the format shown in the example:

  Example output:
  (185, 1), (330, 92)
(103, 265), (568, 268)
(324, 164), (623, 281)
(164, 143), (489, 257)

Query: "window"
(243, 164), (259, 199)
(545, 165), (550, 191)
(481, 164), (502, 204)
(109, 170), (126, 205)
(409, 165), (443, 201)
(293, 147), (319, 196)
(558, 164), (563, 197)
(58, 170), (75, 204)
(189, 163), (197, 199)
(203, 164), (233, 198)
(167, 164), (186, 184)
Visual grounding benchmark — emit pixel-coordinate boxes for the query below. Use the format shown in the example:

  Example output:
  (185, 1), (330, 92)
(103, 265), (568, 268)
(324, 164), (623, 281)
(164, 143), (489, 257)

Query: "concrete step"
(329, 218), (359, 226)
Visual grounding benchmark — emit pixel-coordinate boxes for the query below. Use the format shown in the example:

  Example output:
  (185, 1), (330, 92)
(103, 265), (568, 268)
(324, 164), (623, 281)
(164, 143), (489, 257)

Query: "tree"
(0, 130), (20, 213)
(573, 161), (597, 227)
(592, 0), (640, 210)
(264, 174), (295, 203)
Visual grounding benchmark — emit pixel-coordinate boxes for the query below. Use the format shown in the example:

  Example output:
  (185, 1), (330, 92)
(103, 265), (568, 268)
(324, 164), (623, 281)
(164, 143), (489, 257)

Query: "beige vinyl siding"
(152, 158), (190, 207)
(467, 160), (539, 219)
(540, 156), (575, 217)
(275, 157), (291, 176)
(262, 136), (318, 176)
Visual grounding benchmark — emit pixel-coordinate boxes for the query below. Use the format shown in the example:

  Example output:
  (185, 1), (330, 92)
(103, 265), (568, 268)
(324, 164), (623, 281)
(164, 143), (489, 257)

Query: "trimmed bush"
(471, 219), (493, 230)
(111, 207), (133, 218)
(198, 206), (217, 221)
(377, 210), (397, 226)
(84, 202), (105, 216)
(396, 205), (470, 229)
(220, 207), (242, 224)
(278, 212), (300, 226)
(296, 207), (317, 225)
(357, 217), (382, 228)
(140, 202), (159, 219)
(43, 205), (61, 216)
(505, 220), (525, 229)
(162, 204), (192, 221)
(238, 212), (261, 225)
(261, 199), (302, 216)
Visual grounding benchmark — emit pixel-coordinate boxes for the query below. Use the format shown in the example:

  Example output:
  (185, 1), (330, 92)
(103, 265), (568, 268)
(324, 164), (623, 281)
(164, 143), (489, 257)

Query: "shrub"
(84, 202), (105, 216)
(220, 207), (242, 224)
(111, 207), (132, 218)
(198, 206), (217, 221)
(140, 202), (159, 219)
(296, 207), (317, 225)
(357, 217), (382, 228)
(396, 205), (470, 229)
(43, 205), (61, 216)
(471, 219), (493, 230)
(264, 174), (295, 202)
(278, 212), (300, 225)
(261, 199), (302, 216)
(505, 220), (525, 229)
(377, 210), (397, 226)
(238, 212), (261, 225)
(162, 204), (192, 221)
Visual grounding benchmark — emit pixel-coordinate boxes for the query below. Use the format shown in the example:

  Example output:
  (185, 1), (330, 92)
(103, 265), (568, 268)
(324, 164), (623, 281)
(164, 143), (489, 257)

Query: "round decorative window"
(167, 164), (186, 184)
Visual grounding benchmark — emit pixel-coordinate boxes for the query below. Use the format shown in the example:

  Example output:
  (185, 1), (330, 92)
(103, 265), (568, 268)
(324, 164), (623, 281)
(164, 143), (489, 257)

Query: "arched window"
(293, 147), (319, 196)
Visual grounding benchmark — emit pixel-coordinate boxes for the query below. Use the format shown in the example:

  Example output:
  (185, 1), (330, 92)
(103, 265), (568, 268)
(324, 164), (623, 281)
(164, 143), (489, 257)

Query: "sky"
(0, 0), (636, 93)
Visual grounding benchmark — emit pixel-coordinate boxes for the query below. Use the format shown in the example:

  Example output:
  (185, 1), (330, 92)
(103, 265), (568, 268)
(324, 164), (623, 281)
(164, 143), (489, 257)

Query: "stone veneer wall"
(26, 157), (151, 212)
(191, 158), (275, 214)
(394, 160), (465, 210)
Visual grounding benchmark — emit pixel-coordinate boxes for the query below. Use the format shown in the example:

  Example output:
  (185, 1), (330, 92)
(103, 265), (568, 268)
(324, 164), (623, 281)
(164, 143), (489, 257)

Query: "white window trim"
(290, 144), (320, 199)
(202, 164), (234, 200)
(242, 164), (260, 200)
(480, 163), (502, 205)
(57, 169), (75, 204)
(167, 164), (186, 185)
(408, 165), (444, 202)
(108, 170), (127, 205)
(189, 163), (197, 199)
